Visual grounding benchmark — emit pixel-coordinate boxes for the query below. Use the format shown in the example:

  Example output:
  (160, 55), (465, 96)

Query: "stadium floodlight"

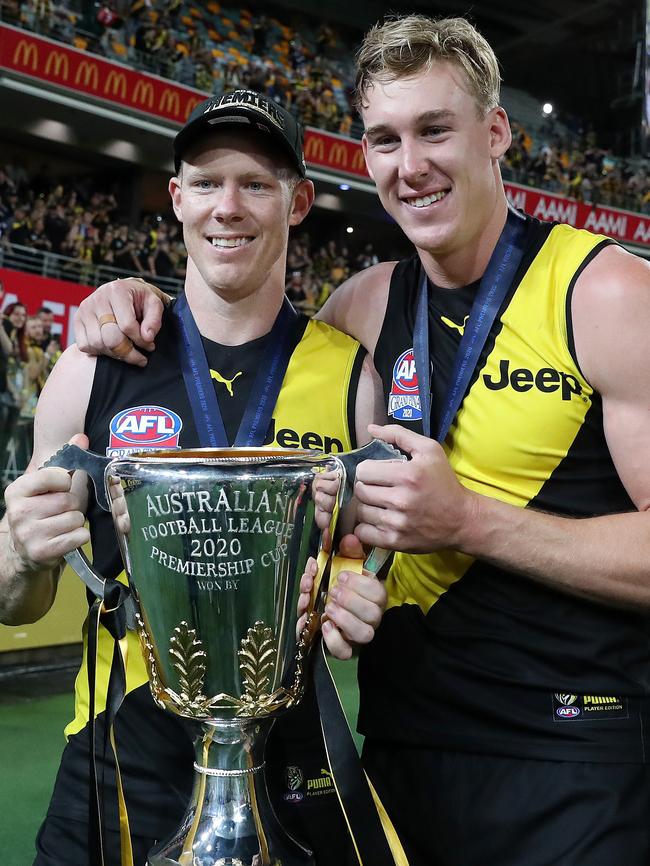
(542, 102), (554, 116)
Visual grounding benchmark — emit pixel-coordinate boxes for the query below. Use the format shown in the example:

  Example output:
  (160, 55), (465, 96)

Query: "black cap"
(174, 90), (307, 177)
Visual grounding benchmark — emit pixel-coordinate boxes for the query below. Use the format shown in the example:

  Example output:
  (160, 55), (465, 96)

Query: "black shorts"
(362, 740), (650, 866)
(34, 815), (154, 866)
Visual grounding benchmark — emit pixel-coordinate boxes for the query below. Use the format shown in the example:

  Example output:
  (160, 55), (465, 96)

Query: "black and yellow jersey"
(46, 303), (363, 836)
(361, 217), (650, 763)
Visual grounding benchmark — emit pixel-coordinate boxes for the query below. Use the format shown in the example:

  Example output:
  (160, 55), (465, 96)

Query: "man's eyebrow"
(365, 109), (456, 139)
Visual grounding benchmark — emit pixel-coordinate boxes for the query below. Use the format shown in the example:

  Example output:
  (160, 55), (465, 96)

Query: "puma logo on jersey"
(210, 369), (243, 397)
(483, 359), (583, 401)
(441, 315), (469, 335)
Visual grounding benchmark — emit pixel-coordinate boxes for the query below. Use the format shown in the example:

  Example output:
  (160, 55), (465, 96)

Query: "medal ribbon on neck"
(414, 206), (527, 442)
(173, 292), (298, 447)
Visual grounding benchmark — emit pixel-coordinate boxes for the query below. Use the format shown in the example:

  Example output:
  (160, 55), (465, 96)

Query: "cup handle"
(44, 443), (112, 511)
(335, 438), (407, 575)
(43, 444), (138, 628)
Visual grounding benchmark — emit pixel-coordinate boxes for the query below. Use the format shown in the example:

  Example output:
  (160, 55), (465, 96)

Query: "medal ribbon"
(314, 560), (410, 866)
(173, 292), (298, 447)
(87, 578), (134, 866)
(413, 206), (527, 442)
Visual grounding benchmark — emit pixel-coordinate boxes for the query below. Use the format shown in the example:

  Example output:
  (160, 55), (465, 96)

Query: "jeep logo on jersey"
(483, 360), (582, 401)
(108, 406), (182, 456)
(388, 348), (422, 422)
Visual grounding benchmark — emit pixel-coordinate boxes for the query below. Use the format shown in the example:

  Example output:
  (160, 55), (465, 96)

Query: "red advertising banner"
(0, 23), (204, 124)
(1, 268), (91, 346)
(504, 181), (650, 248)
(304, 129), (370, 178)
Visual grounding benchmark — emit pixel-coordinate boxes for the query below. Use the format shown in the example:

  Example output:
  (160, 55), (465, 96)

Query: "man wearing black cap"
(174, 90), (307, 177)
(0, 91), (387, 866)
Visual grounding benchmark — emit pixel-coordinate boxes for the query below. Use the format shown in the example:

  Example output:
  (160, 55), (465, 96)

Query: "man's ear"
(488, 107), (512, 160)
(169, 175), (183, 223)
(289, 179), (315, 227)
(361, 135), (375, 181)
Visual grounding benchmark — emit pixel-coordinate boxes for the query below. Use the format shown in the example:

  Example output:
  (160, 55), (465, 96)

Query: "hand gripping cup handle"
(333, 438), (406, 575)
(43, 443), (139, 628)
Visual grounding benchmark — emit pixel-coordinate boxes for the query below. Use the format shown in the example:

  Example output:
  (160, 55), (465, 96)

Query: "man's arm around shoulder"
(0, 346), (95, 624)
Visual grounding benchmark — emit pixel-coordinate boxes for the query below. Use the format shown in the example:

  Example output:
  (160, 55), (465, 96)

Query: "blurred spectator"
(26, 217), (52, 253)
(2, 301), (27, 410)
(0, 297), (60, 420)
(113, 236), (143, 273)
(8, 314), (48, 418)
(0, 282), (15, 412)
(251, 15), (269, 57)
(3, 302), (27, 355)
(36, 305), (54, 350)
(356, 243), (379, 270)
(148, 239), (179, 278)
(6, 206), (31, 246)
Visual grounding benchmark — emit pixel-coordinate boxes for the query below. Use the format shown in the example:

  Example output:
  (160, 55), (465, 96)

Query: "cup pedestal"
(149, 718), (313, 866)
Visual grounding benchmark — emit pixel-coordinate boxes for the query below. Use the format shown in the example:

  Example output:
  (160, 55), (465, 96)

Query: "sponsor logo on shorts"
(107, 405), (182, 456)
(282, 765), (335, 802)
(283, 765), (304, 802)
(551, 692), (628, 722)
(388, 348), (422, 421)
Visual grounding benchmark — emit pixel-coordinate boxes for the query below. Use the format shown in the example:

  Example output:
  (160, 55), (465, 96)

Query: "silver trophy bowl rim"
(112, 446), (334, 465)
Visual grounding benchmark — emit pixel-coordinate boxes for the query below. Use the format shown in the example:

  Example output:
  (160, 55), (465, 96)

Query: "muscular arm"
(356, 246), (650, 609)
(466, 245), (650, 607)
(0, 346), (95, 624)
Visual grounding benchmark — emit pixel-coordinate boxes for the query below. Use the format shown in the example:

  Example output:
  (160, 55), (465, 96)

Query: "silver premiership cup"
(46, 441), (400, 866)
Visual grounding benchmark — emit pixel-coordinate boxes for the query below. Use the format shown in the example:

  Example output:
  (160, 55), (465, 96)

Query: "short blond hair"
(354, 15), (501, 117)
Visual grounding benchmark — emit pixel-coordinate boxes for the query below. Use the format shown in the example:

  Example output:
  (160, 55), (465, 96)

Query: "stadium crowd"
(502, 121), (650, 212)
(2, 0), (650, 214)
(1, 0), (358, 136)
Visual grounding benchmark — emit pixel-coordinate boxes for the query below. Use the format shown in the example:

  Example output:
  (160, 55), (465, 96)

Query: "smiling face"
(170, 130), (313, 304)
(7, 304), (26, 330)
(361, 62), (511, 274)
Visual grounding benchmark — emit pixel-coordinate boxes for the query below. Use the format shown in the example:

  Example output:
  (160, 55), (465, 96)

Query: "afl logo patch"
(107, 405), (182, 456)
(556, 706), (580, 719)
(388, 348), (422, 421)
